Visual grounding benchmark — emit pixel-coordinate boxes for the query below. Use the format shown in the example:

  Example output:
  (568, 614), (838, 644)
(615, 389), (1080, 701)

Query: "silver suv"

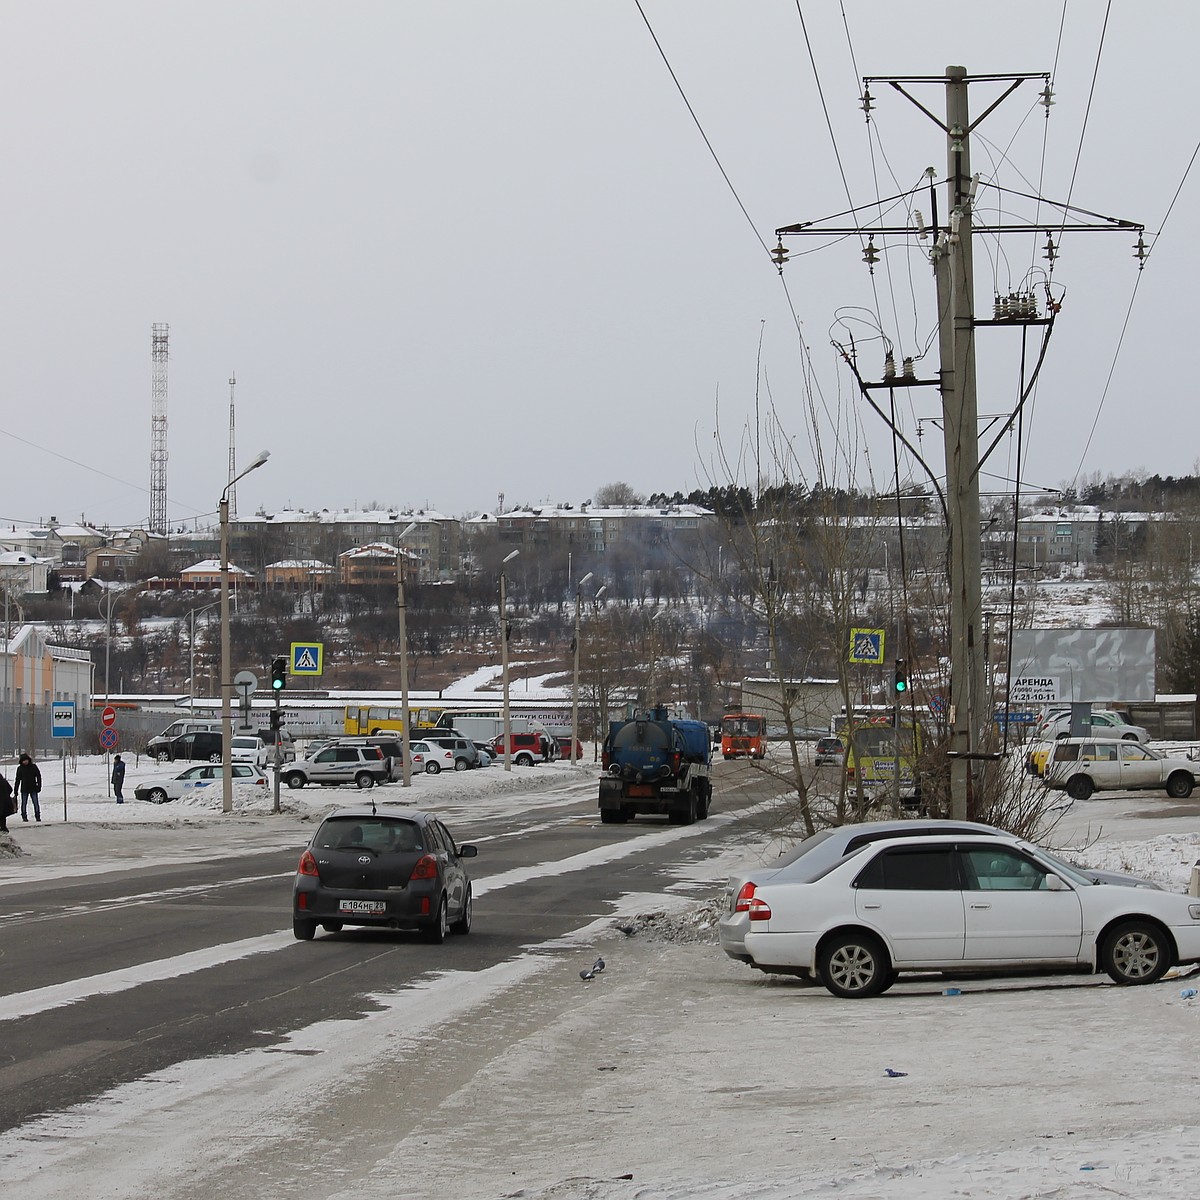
(283, 744), (389, 789)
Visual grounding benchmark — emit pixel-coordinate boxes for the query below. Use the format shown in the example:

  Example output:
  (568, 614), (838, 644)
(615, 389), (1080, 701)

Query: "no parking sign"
(99, 727), (119, 751)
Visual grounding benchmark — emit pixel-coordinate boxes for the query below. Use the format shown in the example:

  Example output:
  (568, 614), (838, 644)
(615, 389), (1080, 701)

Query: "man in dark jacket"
(15, 753), (41, 822)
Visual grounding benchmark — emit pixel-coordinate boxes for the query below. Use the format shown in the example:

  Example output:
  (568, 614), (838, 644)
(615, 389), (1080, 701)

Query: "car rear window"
(315, 817), (424, 853)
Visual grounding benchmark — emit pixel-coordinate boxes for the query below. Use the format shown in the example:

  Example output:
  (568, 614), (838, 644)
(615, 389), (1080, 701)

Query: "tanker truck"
(598, 706), (713, 825)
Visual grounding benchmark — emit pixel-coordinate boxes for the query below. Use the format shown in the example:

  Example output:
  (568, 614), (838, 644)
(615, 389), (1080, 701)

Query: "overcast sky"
(1, 2), (1193, 531)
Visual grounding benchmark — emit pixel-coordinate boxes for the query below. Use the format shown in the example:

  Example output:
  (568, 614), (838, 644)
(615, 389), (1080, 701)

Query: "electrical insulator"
(993, 294), (1003, 320)
(770, 238), (790, 270)
(901, 357), (915, 381)
(1043, 233), (1057, 264)
(862, 237), (879, 273)
(1133, 232), (1147, 270)
(1040, 84), (1055, 112)
(860, 87), (874, 119)
(883, 352), (896, 381)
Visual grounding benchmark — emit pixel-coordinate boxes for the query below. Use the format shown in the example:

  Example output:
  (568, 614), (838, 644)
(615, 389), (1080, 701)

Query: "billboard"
(1009, 628), (1155, 703)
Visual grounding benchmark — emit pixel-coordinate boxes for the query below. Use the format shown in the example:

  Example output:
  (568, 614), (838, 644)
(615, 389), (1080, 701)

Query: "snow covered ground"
(4, 723), (1200, 1196)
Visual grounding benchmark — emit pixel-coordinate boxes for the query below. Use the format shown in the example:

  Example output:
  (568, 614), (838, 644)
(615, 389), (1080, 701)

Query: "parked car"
(230, 735), (270, 767)
(814, 736), (845, 765)
(1034, 709), (1150, 743)
(291, 806), (477, 942)
(1042, 738), (1199, 800)
(490, 731), (554, 766)
(555, 736), (585, 762)
(420, 734), (479, 771)
(282, 744), (390, 789)
(719, 831), (1200, 997)
(719, 817), (1162, 967)
(332, 736), (406, 781)
(410, 739), (456, 774)
(145, 719), (222, 761)
(133, 762), (268, 804)
(255, 727), (297, 763)
(146, 730), (224, 764)
(472, 742), (493, 766)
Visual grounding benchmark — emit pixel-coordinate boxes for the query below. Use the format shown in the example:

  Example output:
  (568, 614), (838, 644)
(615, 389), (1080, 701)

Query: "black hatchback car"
(292, 807), (477, 943)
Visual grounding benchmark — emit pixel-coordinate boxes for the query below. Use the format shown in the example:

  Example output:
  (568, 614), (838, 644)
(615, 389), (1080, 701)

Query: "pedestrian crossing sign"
(848, 628), (885, 665)
(291, 642), (324, 676)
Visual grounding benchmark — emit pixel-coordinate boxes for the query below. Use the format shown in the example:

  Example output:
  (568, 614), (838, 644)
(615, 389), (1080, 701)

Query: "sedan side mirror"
(458, 844), (478, 858)
(1045, 874), (1069, 891)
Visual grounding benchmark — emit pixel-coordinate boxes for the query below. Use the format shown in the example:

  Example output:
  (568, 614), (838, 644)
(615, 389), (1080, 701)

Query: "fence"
(0, 703), (173, 765)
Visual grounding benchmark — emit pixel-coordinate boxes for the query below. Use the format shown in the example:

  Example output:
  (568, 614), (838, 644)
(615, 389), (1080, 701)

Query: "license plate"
(628, 784), (654, 797)
(339, 899), (385, 914)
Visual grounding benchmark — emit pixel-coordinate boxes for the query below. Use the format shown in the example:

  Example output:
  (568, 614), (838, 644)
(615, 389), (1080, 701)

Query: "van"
(147, 718), (221, 761)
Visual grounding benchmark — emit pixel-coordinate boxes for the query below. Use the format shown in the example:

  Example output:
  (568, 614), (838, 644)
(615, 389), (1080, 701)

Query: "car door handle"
(970, 902), (991, 909)
(861, 903), (882, 909)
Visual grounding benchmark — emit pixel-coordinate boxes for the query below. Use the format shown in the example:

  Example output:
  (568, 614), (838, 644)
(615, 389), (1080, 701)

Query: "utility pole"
(933, 67), (985, 819)
(773, 66), (1143, 820)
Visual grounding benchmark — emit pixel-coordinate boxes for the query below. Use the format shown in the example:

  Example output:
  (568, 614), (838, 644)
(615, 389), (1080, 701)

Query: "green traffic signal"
(271, 656), (287, 690)
(894, 659), (908, 693)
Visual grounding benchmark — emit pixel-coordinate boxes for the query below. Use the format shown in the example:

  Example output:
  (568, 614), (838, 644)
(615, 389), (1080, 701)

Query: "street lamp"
(570, 571), (593, 766)
(500, 549), (519, 771)
(396, 522), (418, 787)
(221, 449), (270, 815)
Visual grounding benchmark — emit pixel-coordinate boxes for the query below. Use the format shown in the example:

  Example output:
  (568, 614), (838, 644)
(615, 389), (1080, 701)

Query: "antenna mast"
(227, 372), (238, 518)
(149, 323), (169, 534)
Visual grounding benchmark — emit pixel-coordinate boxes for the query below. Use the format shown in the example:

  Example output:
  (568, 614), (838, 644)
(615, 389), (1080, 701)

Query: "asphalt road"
(0, 759), (781, 1136)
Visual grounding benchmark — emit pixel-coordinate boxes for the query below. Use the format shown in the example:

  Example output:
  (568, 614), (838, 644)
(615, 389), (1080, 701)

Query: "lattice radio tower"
(227, 372), (238, 517)
(149, 323), (169, 534)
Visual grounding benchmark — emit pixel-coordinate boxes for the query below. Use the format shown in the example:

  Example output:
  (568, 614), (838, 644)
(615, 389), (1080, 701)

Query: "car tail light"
(410, 854), (438, 881)
(734, 882), (756, 912)
(297, 850), (319, 877)
(734, 882), (772, 921)
(747, 896), (771, 921)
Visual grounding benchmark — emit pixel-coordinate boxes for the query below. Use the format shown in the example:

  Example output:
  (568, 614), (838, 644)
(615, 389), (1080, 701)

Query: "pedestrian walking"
(15, 753), (42, 822)
(0, 771), (13, 833)
(111, 754), (126, 803)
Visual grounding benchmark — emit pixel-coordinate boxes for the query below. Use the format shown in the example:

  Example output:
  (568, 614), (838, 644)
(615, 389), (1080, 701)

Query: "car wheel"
(1167, 771), (1195, 798)
(818, 932), (891, 999)
(454, 758), (468, 772)
(424, 895), (449, 944)
(321, 921), (343, 933)
(284, 772), (305, 789)
(292, 917), (317, 941)
(515, 753), (534, 767)
(147, 787), (168, 804)
(354, 772), (374, 789)
(425, 761), (441, 774)
(1065, 774), (1094, 801)
(156, 752), (171, 764)
(450, 886), (473, 935)
(600, 808), (621, 824)
(1122, 733), (1139, 741)
(1102, 920), (1171, 985)
(208, 753), (222, 763)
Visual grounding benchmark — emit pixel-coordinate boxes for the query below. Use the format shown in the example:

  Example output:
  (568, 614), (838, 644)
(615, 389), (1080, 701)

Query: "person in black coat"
(15, 753), (41, 822)
(111, 754), (126, 803)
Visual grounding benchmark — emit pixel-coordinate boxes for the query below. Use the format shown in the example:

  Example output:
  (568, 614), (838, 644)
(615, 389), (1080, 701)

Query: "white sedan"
(133, 763), (268, 804)
(719, 833), (1200, 998)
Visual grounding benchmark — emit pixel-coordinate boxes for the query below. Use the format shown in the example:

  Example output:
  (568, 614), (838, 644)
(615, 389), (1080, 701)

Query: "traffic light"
(894, 659), (908, 694)
(269, 708), (282, 730)
(271, 656), (287, 691)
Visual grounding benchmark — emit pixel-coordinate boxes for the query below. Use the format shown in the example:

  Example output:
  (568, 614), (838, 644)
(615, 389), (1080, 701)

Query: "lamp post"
(221, 449), (270, 815)
(500, 549), (519, 771)
(570, 571), (593, 766)
(395, 522), (418, 787)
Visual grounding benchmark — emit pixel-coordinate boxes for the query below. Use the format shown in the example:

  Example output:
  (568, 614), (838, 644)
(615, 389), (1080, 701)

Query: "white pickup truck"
(1042, 737), (1198, 801)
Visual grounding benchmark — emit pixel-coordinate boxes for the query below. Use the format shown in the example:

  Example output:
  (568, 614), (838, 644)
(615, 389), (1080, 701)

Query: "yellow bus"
(843, 712), (924, 805)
